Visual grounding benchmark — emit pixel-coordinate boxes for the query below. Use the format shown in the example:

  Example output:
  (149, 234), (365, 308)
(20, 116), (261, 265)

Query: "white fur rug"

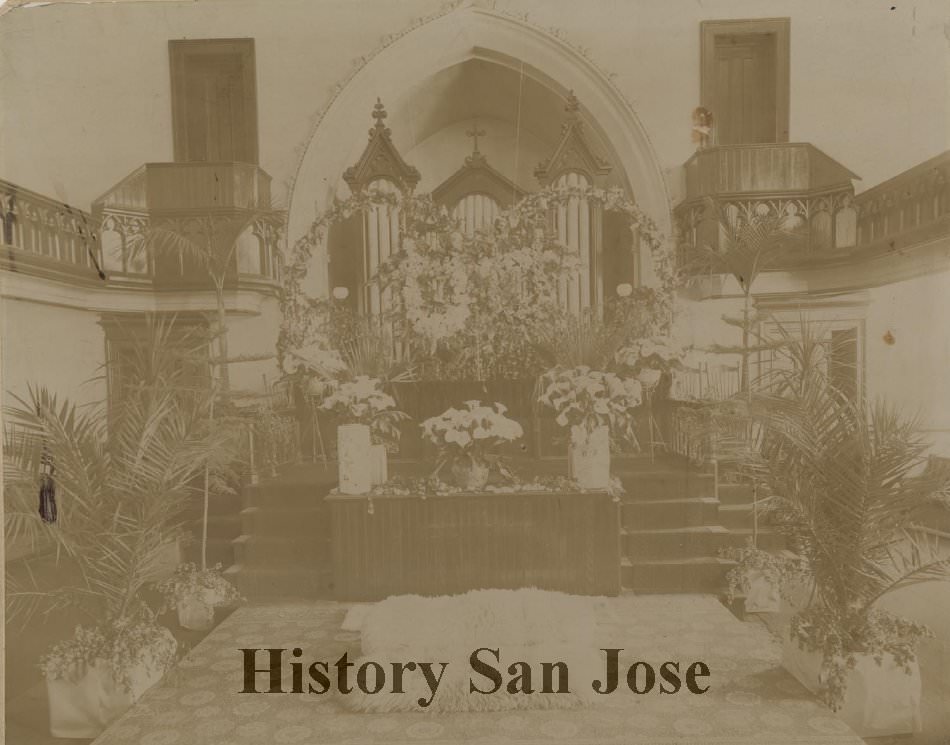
(343, 589), (604, 713)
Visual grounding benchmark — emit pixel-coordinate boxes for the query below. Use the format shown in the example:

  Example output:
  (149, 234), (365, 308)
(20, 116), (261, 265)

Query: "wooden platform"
(327, 488), (622, 600)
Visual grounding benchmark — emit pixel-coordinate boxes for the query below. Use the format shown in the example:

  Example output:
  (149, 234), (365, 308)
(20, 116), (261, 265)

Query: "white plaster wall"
(0, 298), (107, 408)
(866, 271), (950, 453)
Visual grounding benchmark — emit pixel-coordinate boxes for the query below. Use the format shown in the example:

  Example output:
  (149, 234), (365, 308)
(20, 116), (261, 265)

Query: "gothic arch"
(286, 4), (670, 295)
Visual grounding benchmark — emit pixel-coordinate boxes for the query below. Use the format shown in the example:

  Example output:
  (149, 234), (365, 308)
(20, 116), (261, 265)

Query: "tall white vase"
(337, 423), (373, 495)
(569, 424), (611, 489)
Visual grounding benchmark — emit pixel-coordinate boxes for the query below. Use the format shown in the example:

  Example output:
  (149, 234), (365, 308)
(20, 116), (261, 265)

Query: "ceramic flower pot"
(449, 458), (491, 492)
(337, 423), (372, 494)
(177, 592), (215, 631)
(742, 568), (781, 614)
(370, 443), (388, 486)
(781, 632), (922, 737)
(46, 629), (176, 738)
(569, 425), (611, 489)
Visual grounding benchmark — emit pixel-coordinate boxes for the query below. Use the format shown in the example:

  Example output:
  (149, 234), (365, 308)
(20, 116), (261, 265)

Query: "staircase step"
(233, 534), (330, 566)
(716, 483), (755, 505)
(718, 503), (755, 530)
(622, 556), (735, 593)
(622, 498), (719, 530)
(617, 471), (715, 500)
(240, 506), (330, 538)
(623, 525), (729, 559)
(722, 528), (785, 552)
(188, 514), (242, 541)
(224, 563), (330, 599)
(181, 538), (235, 568)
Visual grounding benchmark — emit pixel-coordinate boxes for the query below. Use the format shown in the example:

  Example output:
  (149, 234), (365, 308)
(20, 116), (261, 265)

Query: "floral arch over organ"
(279, 98), (679, 379)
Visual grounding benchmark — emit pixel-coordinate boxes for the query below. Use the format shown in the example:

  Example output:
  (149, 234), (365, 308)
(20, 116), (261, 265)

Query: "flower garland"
(279, 184), (679, 371)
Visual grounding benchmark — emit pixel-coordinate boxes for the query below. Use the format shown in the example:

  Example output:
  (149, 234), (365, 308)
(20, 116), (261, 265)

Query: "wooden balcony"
(682, 143), (858, 201)
(91, 162), (283, 286)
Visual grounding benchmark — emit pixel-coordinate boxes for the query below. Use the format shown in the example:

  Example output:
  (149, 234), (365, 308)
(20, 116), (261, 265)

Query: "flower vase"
(370, 443), (388, 486)
(177, 593), (215, 631)
(449, 458), (491, 492)
(569, 425), (611, 489)
(46, 629), (175, 738)
(337, 423), (372, 495)
(781, 633), (922, 737)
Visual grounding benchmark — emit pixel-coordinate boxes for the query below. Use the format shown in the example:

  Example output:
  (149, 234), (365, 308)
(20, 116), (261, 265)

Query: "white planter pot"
(781, 633), (922, 737)
(370, 443), (388, 486)
(743, 569), (781, 614)
(568, 425), (611, 490)
(46, 628), (176, 738)
(177, 592), (215, 631)
(337, 423), (372, 495)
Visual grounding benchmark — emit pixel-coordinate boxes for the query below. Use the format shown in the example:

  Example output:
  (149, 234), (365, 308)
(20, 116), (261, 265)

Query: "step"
(244, 484), (335, 511)
(718, 503), (754, 530)
(181, 538), (235, 568)
(622, 525), (730, 560)
(240, 506), (331, 538)
(188, 514), (242, 541)
(224, 563), (331, 600)
(182, 490), (246, 519)
(716, 483), (755, 505)
(622, 556), (735, 593)
(622, 497), (719, 530)
(617, 471), (715, 500)
(622, 523), (785, 559)
(232, 534), (331, 566)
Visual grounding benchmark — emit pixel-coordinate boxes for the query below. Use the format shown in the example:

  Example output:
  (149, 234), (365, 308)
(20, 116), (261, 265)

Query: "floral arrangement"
(421, 401), (523, 461)
(616, 336), (686, 374)
(279, 184), (679, 381)
(319, 375), (409, 447)
(538, 366), (643, 440)
(40, 603), (177, 692)
(720, 539), (808, 604)
(157, 563), (243, 611)
(790, 606), (932, 711)
(362, 472), (626, 499)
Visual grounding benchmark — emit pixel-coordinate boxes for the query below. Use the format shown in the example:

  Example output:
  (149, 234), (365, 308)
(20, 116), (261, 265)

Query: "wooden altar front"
(327, 489), (621, 601)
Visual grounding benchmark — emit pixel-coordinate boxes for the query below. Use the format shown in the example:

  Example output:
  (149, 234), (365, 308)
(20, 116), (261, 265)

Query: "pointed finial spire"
(369, 97), (391, 138)
(565, 91), (580, 116)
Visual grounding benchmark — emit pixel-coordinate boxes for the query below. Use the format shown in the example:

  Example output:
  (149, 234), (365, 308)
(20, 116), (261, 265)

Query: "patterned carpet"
(92, 595), (863, 745)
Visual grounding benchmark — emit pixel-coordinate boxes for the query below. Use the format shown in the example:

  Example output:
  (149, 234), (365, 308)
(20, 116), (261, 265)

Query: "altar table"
(326, 489), (621, 600)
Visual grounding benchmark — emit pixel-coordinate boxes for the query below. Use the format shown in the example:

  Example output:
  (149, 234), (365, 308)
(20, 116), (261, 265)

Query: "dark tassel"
(39, 450), (57, 524)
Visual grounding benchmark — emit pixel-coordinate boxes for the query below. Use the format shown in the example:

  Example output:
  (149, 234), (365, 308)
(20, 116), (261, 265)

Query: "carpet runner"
(92, 595), (863, 744)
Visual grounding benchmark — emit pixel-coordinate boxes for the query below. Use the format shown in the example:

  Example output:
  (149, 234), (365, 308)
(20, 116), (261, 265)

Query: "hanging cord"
(36, 403), (57, 524)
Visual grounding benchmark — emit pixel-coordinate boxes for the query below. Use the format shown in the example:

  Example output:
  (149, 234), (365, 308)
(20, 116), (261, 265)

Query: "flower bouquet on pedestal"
(320, 375), (409, 494)
(538, 366), (643, 489)
(421, 401), (524, 491)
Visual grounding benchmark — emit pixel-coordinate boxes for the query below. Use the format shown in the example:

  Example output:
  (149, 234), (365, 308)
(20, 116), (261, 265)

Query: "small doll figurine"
(691, 107), (714, 150)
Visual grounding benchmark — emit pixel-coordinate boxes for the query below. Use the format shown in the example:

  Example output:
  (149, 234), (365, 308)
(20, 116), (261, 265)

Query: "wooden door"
(713, 33), (777, 145)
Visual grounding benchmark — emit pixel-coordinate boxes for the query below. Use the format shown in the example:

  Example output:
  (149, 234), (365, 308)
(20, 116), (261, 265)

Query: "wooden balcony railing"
(676, 145), (950, 272)
(853, 150), (949, 255)
(0, 178), (104, 281)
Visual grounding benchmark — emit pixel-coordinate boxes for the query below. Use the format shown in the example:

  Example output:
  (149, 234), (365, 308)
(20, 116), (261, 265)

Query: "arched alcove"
(287, 5), (670, 296)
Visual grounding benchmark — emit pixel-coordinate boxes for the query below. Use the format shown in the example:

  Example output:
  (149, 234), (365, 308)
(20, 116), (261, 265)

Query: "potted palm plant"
(3, 317), (238, 737)
(751, 381), (950, 737)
